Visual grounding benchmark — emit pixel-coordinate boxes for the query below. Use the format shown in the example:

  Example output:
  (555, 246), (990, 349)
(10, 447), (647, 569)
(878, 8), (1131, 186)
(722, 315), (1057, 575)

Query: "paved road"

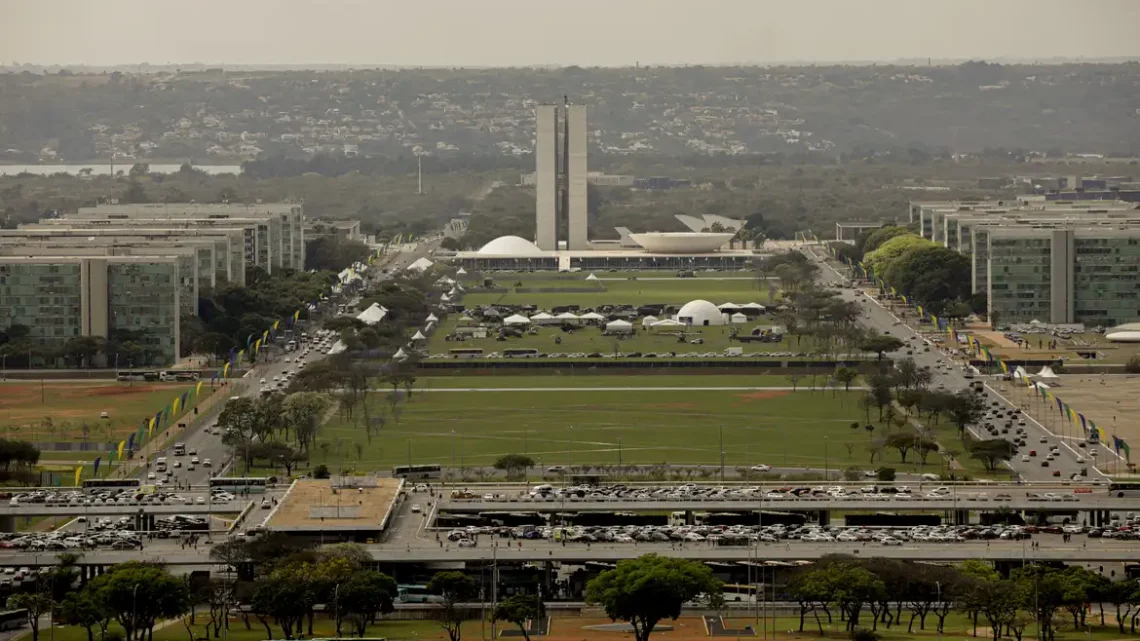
(439, 496), (1120, 512)
(806, 247), (1109, 483)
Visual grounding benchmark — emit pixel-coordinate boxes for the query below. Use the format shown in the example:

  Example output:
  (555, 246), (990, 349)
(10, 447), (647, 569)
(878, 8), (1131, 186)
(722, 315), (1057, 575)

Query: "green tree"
(88, 562), (189, 641)
(585, 554), (724, 641)
(58, 590), (111, 641)
(834, 366), (858, 391)
(493, 454), (536, 479)
(427, 571), (479, 641)
(945, 389), (986, 437)
(859, 335), (904, 360)
(339, 571), (398, 638)
(492, 593), (545, 641)
(7, 593), (54, 641)
(875, 467), (896, 482)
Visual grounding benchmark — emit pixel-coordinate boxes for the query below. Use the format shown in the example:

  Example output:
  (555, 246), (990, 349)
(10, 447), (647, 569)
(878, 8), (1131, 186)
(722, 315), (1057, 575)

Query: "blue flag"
(93, 457), (101, 477)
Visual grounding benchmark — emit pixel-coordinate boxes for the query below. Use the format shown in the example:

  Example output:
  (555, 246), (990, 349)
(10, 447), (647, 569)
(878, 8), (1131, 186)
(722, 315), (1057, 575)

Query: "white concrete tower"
(534, 105), (558, 251)
(566, 104), (589, 250)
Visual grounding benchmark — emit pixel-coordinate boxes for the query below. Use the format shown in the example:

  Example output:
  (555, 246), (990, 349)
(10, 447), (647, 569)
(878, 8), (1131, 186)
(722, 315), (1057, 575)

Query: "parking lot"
(8, 488), (242, 508)
(446, 483), (1091, 504)
(438, 518), (1140, 548)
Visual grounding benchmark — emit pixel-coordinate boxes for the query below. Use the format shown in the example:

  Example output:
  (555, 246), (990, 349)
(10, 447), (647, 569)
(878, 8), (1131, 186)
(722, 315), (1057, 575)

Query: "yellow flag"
(222, 362), (231, 377)
(195, 381), (203, 396)
(148, 417), (156, 434)
(172, 396), (181, 413)
(74, 466), (82, 486)
(117, 441), (125, 460)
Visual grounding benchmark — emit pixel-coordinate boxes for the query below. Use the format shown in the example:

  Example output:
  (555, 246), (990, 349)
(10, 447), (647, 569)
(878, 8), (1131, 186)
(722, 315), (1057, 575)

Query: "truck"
(723, 347), (744, 357)
(970, 380), (985, 393)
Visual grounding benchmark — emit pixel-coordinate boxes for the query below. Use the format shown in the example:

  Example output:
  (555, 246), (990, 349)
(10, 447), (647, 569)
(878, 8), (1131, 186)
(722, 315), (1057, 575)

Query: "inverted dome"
(676, 299), (726, 326)
(1106, 330), (1140, 343)
(477, 235), (546, 256)
(628, 232), (734, 253)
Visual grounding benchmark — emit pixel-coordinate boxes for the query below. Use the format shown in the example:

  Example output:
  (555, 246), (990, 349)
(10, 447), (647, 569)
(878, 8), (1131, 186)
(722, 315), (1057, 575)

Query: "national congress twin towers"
(534, 100), (588, 251)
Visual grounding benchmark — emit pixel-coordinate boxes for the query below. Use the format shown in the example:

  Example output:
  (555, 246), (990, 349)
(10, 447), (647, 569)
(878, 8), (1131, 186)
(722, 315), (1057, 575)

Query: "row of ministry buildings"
(910, 196), (1140, 328)
(0, 203), (305, 367)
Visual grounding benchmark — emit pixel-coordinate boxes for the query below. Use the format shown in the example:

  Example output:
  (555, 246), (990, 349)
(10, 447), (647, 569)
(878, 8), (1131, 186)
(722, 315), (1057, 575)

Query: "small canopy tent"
(579, 312), (606, 323)
(1036, 366), (1060, 379)
(411, 330), (426, 341)
(393, 347), (408, 360)
(730, 312), (748, 324)
(456, 267), (468, 275)
(651, 318), (685, 328)
(530, 312), (556, 325)
(585, 273), (600, 281)
(503, 314), (531, 326)
(717, 303), (742, 311)
(605, 319), (634, 333)
(641, 315), (659, 327)
(426, 313), (439, 322)
(356, 303), (387, 326)
(407, 257), (433, 272)
(555, 312), (581, 323)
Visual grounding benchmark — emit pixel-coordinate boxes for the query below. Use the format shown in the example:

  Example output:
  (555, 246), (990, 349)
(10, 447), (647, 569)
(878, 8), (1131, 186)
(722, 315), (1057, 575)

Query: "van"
(921, 473), (940, 482)
(530, 484), (554, 496)
(723, 347), (743, 357)
(156, 457), (167, 469)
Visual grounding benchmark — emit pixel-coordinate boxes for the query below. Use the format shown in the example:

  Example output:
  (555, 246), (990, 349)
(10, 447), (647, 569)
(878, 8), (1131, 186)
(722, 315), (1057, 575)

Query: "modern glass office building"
(986, 228), (1140, 327)
(0, 255), (193, 366)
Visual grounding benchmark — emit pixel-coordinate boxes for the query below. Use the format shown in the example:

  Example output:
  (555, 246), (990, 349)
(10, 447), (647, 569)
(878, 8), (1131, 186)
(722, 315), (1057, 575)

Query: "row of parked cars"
(443, 522), (1097, 546)
(471, 484), (1074, 503)
(8, 489), (235, 507)
(0, 514), (208, 552)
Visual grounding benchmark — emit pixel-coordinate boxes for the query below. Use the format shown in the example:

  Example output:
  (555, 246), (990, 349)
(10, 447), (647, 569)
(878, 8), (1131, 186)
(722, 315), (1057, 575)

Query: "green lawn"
(417, 374), (811, 389)
(31, 612), (1137, 641)
(0, 381), (212, 442)
(460, 275), (776, 308)
(321, 386), (961, 476)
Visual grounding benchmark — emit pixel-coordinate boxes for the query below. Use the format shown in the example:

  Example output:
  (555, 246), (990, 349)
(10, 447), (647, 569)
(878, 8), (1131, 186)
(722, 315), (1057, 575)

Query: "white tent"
(1013, 365), (1030, 380)
(503, 314), (531, 325)
(641, 315), (659, 327)
(448, 287), (460, 298)
(436, 276), (455, 286)
(456, 267), (468, 275)
(605, 319), (634, 333)
(1037, 366), (1060, 379)
(356, 303), (387, 325)
(408, 257), (433, 272)
(423, 322), (435, 333)
(426, 313), (439, 322)
(580, 312), (605, 322)
(730, 312), (748, 324)
(555, 312), (580, 323)
(585, 272), (599, 281)
(530, 312), (556, 325)
(440, 294), (451, 302)
(651, 318), (685, 328)
(327, 340), (347, 355)
(393, 347), (408, 360)
(717, 302), (742, 311)
(411, 330), (426, 341)
(742, 303), (766, 311)
(457, 315), (475, 325)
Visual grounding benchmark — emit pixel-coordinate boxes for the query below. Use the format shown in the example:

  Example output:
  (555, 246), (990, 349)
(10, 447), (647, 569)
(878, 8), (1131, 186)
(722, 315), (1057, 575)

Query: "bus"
(503, 348), (540, 358)
(1108, 482), (1140, 498)
(209, 478), (269, 494)
(721, 584), (759, 603)
(448, 348), (484, 359)
(82, 479), (141, 490)
(0, 610), (28, 632)
(395, 585), (443, 604)
(116, 370), (160, 382)
(393, 464), (442, 480)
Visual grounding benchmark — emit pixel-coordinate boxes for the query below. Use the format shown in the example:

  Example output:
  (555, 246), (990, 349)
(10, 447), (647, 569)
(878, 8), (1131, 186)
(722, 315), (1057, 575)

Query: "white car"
(881, 537), (903, 546)
(203, 459), (212, 467)
(191, 457), (200, 465)
(750, 464), (772, 472)
(411, 504), (422, 513)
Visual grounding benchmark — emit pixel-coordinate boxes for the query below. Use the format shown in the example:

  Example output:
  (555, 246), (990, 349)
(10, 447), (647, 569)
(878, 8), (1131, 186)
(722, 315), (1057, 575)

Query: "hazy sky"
(4, 0), (1140, 67)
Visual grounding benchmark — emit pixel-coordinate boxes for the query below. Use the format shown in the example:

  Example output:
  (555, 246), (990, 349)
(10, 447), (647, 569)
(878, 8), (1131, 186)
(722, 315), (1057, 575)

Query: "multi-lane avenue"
(806, 246), (1109, 483)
